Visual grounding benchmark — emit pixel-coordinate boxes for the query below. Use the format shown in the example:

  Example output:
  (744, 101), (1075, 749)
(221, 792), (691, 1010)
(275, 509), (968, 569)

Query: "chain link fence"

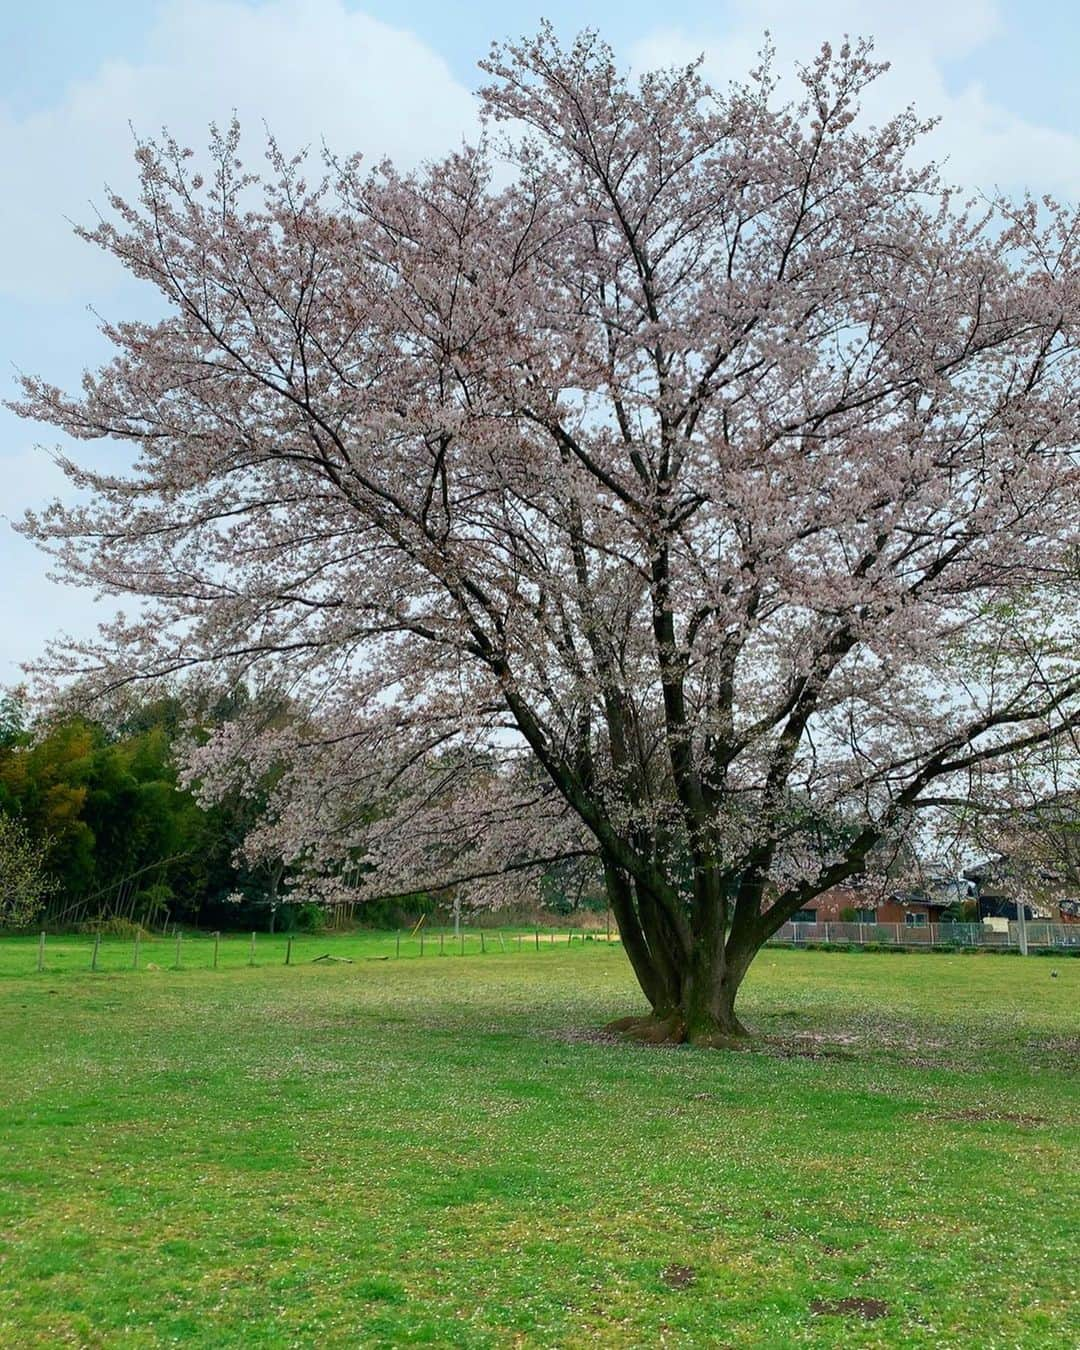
(770, 920), (1080, 949)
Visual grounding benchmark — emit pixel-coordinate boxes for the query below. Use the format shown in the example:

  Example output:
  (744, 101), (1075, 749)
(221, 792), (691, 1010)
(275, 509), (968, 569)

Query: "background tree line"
(0, 687), (605, 933)
(0, 688), (299, 932)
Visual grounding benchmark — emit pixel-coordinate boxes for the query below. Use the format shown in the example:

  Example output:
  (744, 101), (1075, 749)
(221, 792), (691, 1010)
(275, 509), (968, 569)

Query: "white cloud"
(0, 0), (478, 303)
(1, 0), (479, 679)
(630, 0), (1080, 200)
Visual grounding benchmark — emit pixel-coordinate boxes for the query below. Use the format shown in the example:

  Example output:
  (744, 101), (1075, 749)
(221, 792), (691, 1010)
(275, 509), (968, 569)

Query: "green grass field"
(0, 933), (1076, 1347)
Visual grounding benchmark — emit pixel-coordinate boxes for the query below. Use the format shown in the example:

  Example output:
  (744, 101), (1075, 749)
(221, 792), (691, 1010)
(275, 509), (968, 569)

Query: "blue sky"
(3, 0), (1079, 682)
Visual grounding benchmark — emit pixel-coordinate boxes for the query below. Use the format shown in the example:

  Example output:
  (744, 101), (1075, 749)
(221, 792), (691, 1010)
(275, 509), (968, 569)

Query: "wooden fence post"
(174, 931), (182, 969)
(439, 931), (444, 956)
(285, 937), (293, 966)
(460, 929), (465, 956)
(91, 931), (101, 971)
(213, 931), (220, 969)
(249, 931), (256, 966)
(480, 930), (486, 955)
(37, 931), (45, 973)
(535, 927), (540, 951)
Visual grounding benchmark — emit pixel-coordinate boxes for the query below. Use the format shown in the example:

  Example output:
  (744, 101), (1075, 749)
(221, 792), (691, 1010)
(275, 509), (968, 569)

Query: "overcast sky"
(3, 0), (1079, 683)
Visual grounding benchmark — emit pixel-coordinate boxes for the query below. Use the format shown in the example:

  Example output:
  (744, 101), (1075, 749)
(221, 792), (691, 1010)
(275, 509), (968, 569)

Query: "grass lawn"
(0, 933), (1076, 1347)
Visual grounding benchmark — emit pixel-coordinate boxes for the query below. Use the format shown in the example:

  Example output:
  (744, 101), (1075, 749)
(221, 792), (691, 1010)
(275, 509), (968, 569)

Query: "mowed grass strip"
(0, 939), (1076, 1347)
(0, 927), (587, 979)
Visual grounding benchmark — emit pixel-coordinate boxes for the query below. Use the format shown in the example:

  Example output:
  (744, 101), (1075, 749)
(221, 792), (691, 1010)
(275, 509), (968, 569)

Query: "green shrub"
(136, 883), (173, 924)
(79, 916), (153, 939)
(278, 901), (326, 933)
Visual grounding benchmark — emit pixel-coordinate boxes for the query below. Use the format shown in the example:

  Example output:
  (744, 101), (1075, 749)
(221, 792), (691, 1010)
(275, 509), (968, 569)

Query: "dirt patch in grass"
(553, 1024), (859, 1058)
(759, 1034), (859, 1061)
(901, 1053), (972, 1072)
(548, 1024), (690, 1051)
(924, 1109), (1047, 1126)
(661, 1264), (696, 1290)
(547, 1027), (623, 1047)
(1039, 1036), (1080, 1068)
(810, 1296), (889, 1320)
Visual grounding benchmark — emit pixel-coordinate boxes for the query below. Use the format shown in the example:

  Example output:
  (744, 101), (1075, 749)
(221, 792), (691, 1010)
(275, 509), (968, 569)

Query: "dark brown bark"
(602, 856), (754, 1043)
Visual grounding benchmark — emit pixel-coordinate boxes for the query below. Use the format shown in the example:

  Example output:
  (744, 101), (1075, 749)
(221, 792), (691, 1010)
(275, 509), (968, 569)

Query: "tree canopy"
(13, 27), (1080, 1038)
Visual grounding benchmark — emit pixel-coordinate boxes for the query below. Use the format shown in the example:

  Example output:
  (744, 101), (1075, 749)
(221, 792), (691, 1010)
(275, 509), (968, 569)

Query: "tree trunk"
(602, 862), (754, 1045)
(681, 955), (750, 1043)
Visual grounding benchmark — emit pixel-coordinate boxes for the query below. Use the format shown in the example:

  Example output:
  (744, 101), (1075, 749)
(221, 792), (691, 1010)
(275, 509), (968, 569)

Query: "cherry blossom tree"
(13, 27), (1080, 1040)
(939, 733), (1080, 917)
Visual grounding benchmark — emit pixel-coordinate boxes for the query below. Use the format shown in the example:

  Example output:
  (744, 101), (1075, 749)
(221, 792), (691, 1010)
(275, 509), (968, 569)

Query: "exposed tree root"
(603, 1013), (753, 1049)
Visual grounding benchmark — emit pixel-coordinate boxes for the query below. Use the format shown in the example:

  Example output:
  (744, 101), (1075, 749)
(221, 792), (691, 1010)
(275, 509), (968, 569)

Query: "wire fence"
(770, 920), (1080, 950)
(5, 917), (1079, 978)
(0, 925), (618, 977)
